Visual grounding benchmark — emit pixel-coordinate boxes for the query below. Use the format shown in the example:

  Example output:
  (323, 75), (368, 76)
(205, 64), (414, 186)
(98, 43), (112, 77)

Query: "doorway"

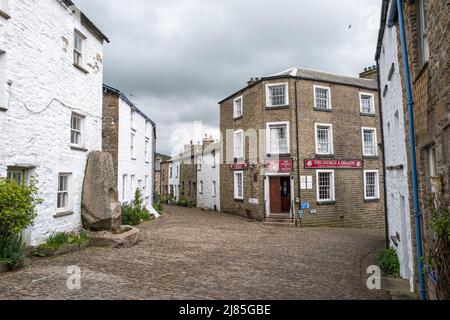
(269, 176), (291, 214)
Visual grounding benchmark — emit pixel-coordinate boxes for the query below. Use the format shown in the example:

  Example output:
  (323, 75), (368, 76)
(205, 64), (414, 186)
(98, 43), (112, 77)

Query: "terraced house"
(219, 68), (386, 228)
(0, 0), (108, 245)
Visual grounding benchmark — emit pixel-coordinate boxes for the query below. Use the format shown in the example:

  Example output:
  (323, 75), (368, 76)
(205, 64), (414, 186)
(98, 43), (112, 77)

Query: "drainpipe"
(375, 60), (390, 250)
(391, 0), (427, 300)
(294, 80), (302, 225)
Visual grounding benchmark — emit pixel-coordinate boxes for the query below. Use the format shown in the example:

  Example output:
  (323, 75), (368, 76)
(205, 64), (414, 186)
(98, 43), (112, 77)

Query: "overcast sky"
(75, 0), (381, 156)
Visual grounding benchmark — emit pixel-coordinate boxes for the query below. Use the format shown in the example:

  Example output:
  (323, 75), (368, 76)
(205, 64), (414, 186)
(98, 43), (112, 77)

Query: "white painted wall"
(168, 159), (181, 202)
(0, 0), (105, 245)
(117, 97), (156, 213)
(379, 13), (414, 291)
(197, 144), (220, 211)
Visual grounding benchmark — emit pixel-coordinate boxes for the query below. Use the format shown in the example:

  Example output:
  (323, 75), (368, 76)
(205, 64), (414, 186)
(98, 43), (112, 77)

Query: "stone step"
(265, 217), (294, 223)
(267, 213), (292, 219)
(264, 221), (296, 228)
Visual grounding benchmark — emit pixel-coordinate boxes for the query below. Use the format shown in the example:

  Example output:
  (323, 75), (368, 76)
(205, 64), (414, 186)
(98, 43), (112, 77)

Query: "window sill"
(131, 157), (137, 161)
(314, 107), (332, 113)
(363, 155), (379, 160)
(73, 63), (89, 74)
(54, 211), (74, 218)
(360, 112), (377, 117)
(364, 198), (380, 204)
(70, 145), (88, 152)
(315, 154), (334, 159)
(234, 116), (243, 121)
(317, 201), (336, 206)
(265, 105), (290, 110)
(0, 10), (11, 19)
(0, 106), (8, 112)
(234, 198), (244, 203)
(145, 161), (150, 164)
(267, 154), (291, 159)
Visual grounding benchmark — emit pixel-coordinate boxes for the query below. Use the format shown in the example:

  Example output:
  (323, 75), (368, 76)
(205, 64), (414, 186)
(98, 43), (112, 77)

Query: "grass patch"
(33, 231), (89, 257)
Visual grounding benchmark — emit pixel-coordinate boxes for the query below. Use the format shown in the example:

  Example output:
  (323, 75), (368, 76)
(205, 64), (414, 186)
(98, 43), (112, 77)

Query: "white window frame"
(0, 50), (6, 110)
(212, 181), (217, 197)
(361, 127), (378, 157)
(234, 129), (244, 159)
(364, 170), (380, 200)
(130, 175), (135, 197)
(199, 181), (204, 194)
(316, 170), (335, 202)
(73, 30), (85, 67)
(266, 121), (290, 155)
(234, 171), (244, 200)
(131, 132), (136, 160)
(57, 173), (71, 211)
(359, 92), (376, 114)
(70, 113), (84, 147)
(315, 123), (334, 155)
(266, 82), (289, 108)
(145, 138), (150, 163)
(314, 85), (332, 110)
(233, 95), (243, 119)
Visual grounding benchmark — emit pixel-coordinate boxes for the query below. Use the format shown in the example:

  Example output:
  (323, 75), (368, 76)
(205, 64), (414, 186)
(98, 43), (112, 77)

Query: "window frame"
(7, 168), (27, 185)
(234, 129), (244, 159)
(145, 138), (150, 163)
(73, 29), (86, 67)
(234, 171), (244, 200)
(364, 170), (380, 200)
(57, 173), (71, 211)
(0, 50), (6, 111)
(361, 127), (378, 157)
(199, 180), (204, 194)
(131, 132), (136, 160)
(266, 121), (290, 155)
(233, 95), (243, 119)
(359, 92), (376, 115)
(70, 113), (84, 147)
(122, 174), (128, 202)
(313, 85), (332, 110)
(315, 123), (334, 156)
(316, 170), (335, 203)
(212, 181), (217, 197)
(266, 82), (289, 108)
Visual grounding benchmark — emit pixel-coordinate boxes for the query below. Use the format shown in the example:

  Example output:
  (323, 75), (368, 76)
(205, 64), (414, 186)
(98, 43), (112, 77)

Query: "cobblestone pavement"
(0, 206), (390, 300)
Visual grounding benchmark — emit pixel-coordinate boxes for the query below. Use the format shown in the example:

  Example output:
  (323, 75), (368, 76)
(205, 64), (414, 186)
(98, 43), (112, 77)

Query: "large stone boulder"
(82, 151), (122, 233)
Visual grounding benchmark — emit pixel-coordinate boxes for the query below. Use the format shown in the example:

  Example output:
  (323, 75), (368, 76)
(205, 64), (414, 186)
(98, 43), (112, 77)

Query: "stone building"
(102, 85), (157, 214)
(219, 68), (385, 228)
(154, 153), (170, 197)
(0, 0), (108, 245)
(376, 0), (450, 299)
(197, 137), (221, 211)
(160, 160), (169, 198)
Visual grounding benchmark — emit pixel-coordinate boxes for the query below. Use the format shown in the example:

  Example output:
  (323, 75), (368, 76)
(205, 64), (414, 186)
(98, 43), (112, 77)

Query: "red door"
(270, 177), (282, 213)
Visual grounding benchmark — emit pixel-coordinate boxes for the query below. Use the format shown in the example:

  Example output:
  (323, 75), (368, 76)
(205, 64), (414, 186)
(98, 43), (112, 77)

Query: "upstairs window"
(0, 50), (6, 111)
(131, 132), (136, 159)
(362, 128), (378, 157)
(199, 181), (204, 194)
(314, 86), (331, 110)
(70, 114), (84, 146)
(267, 122), (289, 155)
(364, 171), (380, 200)
(198, 156), (202, 171)
(233, 96), (243, 119)
(170, 167), (173, 178)
(315, 123), (333, 155)
(73, 30), (85, 67)
(234, 130), (244, 159)
(360, 93), (375, 114)
(266, 83), (288, 107)
(145, 138), (150, 163)
(416, 0), (429, 67)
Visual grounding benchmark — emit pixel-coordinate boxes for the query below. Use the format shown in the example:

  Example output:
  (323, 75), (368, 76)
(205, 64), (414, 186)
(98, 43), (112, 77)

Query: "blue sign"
(301, 202), (311, 210)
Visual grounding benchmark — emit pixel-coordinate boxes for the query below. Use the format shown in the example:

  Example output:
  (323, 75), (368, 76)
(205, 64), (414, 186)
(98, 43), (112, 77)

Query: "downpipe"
(393, 0), (427, 300)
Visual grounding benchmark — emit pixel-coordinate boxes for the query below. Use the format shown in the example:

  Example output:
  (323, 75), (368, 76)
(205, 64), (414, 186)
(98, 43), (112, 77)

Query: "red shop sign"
(230, 163), (249, 171)
(305, 159), (363, 169)
(265, 160), (293, 173)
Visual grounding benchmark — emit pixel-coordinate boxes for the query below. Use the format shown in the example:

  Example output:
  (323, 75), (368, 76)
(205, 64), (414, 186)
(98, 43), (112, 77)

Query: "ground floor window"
(234, 171), (244, 200)
(199, 181), (204, 194)
(316, 170), (335, 202)
(7, 168), (27, 185)
(212, 181), (217, 197)
(57, 173), (71, 210)
(364, 170), (380, 200)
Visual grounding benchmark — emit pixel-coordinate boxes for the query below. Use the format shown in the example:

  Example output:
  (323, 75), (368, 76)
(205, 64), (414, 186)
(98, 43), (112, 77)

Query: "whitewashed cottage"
(102, 85), (158, 215)
(0, 0), (108, 245)
(197, 138), (220, 211)
(376, 0), (414, 291)
(168, 156), (181, 202)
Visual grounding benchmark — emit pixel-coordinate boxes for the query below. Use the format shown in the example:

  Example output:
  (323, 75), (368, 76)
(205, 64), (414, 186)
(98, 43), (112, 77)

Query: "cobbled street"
(0, 206), (390, 300)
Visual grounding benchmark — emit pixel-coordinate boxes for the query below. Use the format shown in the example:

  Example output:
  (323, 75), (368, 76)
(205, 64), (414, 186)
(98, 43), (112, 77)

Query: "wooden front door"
(269, 177), (282, 213)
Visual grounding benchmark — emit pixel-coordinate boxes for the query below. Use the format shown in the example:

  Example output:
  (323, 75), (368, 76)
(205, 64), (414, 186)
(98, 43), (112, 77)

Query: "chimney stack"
(359, 65), (378, 80)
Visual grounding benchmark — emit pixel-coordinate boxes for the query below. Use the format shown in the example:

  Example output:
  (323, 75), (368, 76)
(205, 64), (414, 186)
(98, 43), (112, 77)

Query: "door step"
(264, 214), (295, 227)
(264, 221), (296, 228)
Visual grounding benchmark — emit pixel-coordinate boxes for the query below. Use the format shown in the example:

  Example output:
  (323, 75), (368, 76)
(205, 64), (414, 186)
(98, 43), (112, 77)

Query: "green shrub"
(377, 248), (400, 276)
(0, 234), (26, 270)
(0, 177), (41, 238)
(33, 231), (89, 257)
(121, 203), (142, 226)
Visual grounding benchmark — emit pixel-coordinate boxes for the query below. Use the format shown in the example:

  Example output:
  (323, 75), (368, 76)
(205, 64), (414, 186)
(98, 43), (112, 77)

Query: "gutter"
(391, 0), (427, 300)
